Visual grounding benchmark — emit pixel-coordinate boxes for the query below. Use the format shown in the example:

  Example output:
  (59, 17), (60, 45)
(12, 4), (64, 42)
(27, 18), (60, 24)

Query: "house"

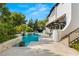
(46, 3), (79, 45)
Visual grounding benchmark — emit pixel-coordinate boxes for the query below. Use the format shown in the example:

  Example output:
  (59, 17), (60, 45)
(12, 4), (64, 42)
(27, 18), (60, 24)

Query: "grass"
(70, 40), (79, 51)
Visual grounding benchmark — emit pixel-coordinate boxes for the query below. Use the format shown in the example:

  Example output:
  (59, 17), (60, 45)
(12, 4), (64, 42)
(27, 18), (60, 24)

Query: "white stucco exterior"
(46, 3), (79, 42)
(52, 29), (61, 41)
(56, 3), (72, 39)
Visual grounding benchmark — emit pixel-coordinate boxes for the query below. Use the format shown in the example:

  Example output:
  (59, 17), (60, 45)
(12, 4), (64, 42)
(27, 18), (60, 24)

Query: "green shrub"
(0, 23), (16, 43)
(15, 24), (33, 33)
(0, 33), (16, 43)
(70, 40), (79, 51)
(25, 25), (33, 32)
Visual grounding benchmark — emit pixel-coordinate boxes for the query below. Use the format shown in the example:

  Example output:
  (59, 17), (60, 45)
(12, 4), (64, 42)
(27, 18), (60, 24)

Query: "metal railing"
(69, 37), (79, 46)
(61, 28), (79, 46)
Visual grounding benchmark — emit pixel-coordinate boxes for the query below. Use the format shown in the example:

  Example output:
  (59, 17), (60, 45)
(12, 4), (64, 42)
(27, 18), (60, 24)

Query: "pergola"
(46, 14), (66, 30)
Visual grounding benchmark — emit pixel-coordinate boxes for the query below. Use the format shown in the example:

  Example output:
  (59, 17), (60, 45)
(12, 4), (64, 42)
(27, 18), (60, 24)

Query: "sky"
(6, 3), (55, 21)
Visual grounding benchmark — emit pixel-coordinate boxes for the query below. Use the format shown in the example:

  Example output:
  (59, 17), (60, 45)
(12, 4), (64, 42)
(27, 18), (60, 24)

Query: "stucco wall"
(46, 3), (72, 40)
(71, 3), (79, 31)
(46, 3), (79, 42)
(57, 3), (72, 39)
(48, 15), (55, 24)
(59, 3), (79, 40)
(48, 6), (57, 24)
(57, 3), (71, 31)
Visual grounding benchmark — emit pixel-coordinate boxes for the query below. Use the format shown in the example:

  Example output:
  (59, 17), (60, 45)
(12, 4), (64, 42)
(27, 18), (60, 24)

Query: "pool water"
(15, 33), (40, 47)
(22, 33), (40, 46)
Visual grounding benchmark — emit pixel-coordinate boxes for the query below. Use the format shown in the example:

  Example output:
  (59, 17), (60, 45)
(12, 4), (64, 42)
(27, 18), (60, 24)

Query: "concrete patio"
(0, 37), (79, 56)
(28, 37), (79, 56)
(0, 47), (60, 56)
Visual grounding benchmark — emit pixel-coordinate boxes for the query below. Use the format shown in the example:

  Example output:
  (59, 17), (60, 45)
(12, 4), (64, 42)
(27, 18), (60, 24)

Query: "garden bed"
(70, 40), (79, 51)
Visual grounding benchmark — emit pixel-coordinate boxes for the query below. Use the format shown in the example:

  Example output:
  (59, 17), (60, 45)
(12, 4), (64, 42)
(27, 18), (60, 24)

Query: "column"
(52, 29), (60, 42)
(45, 27), (50, 34)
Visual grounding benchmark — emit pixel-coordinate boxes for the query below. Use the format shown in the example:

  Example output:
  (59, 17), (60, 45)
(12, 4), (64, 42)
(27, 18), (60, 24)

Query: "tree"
(16, 24), (33, 33)
(27, 18), (48, 32)
(0, 23), (16, 43)
(10, 12), (25, 26)
(0, 3), (11, 23)
(0, 3), (26, 43)
(37, 18), (48, 29)
(28, 19), (34, 28)
(0, 3), (6, 8)
(25, 25), (33, 32)
(33, 19), (39, 31)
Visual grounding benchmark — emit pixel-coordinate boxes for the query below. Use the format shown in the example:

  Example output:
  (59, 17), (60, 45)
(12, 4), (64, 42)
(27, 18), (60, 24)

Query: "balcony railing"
(61, 28), (79, 46)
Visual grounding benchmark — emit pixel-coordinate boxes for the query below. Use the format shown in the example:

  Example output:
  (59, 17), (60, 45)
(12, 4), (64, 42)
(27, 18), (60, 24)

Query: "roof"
(46, 13), (66, 27)
(47, 3), (59, 17)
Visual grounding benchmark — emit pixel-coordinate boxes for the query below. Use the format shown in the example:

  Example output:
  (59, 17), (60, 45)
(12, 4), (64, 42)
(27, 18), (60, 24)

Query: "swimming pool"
(16, 33), (40, 47)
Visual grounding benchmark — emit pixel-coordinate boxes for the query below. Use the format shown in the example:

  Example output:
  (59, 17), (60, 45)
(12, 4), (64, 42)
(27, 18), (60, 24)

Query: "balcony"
(46, 15), (56, 26)
(46, 13), (66, 30)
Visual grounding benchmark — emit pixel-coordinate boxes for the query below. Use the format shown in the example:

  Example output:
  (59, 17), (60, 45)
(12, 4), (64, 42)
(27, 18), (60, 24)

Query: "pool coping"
(0, 35), (22, 53)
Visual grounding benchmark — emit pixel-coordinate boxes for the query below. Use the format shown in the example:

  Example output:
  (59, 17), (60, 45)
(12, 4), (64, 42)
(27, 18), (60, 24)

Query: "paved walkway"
(0, 37), (79, 56)
(0, 38), (60, 56)
(0, 47), (60, 56)
(29, 42), (79, 56)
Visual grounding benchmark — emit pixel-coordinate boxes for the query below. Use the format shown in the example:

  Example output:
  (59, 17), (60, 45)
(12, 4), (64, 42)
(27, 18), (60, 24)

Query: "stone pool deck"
(0, 47), (59, 56)
(0, 37), (79, 56)
(29, 42), (79, 56)
(28, 38), (79, 56)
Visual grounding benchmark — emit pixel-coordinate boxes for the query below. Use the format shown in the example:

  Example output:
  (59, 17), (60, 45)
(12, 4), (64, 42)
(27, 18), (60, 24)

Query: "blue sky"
(6, 3), (55, 21)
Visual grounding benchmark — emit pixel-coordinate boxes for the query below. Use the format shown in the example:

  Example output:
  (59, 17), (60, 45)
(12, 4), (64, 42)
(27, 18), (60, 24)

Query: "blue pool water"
(22, 33), (40, 46)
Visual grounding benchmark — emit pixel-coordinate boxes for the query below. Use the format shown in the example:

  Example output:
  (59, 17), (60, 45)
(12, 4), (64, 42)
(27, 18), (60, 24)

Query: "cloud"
(39, 7), (47, 11)
(7, 3), (54, 20)
(28, 7), (36, 11)
(24, 3), (53, 20)
(36, 4), (47, 8)
(36, 4), (48, 11)
(31, 11), (38, 16)
(26, 4), (50, 19)
(9, 8), (17, 12)
(26, 3), (49, 14)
